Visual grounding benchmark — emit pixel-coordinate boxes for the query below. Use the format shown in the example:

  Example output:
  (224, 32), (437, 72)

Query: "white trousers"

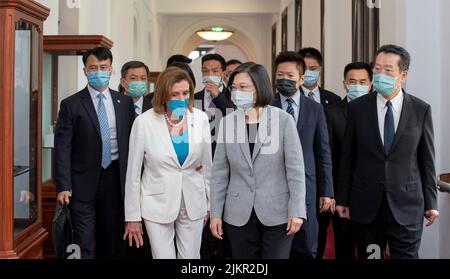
(143, 195), (204, 259)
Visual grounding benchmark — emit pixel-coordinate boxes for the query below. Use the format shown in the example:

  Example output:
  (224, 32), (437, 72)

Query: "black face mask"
(276, 79), (298, 97)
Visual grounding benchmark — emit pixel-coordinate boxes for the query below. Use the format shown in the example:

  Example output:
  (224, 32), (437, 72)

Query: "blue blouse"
(170, 129), (189, 166)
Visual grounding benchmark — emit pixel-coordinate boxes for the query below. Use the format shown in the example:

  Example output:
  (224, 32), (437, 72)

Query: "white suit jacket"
(125, 108), (212, 224)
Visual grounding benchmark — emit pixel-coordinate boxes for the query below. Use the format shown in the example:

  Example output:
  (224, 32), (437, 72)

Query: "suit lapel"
(235, 110), (253, 169)
(297, 94), (308, 133)
(369, 92), (386, 155)
(81, 87), (101, 138)
(342, 98), (348, 120)
(155, 112), (181, 167)
(252, 107), (270, 161)
(390, 92), (412, 153)
(111, 90), (122, 145)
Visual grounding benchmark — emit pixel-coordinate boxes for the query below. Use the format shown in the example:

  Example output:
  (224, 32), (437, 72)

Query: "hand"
(204, 211), (210, 227)
(20, 191), (35, 204)
(205, 81), (220, 98)
(286, 217), (303, 236)
(57, 191), (71, 205)
(336, 205), (350, 219)
(210, 218), (223, 240)
(123, 221), (144, 248)
(330, 198), (336, 214)
(424, 210), (439, 226)
(319, 197), (332, 213)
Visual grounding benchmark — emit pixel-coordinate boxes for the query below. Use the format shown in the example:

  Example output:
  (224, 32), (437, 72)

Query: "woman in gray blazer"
(209, 62), (307, 259)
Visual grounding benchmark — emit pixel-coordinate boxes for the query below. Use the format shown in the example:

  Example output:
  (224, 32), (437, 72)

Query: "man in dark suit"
(195, 53), (234, 259)
(336, 45), (439, 259)
(298, 47), (341, 258)
(324, 62), (373, 259)
(195, 53), (235, 137)
(55, 47), (135, 259)
(273, 51), (333, 259)
(119, 61), (152, 117)
(299, 47), (341, 109)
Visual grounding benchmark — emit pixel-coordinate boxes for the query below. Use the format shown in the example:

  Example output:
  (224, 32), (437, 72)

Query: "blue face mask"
(202, 76), (222, 87)
(347, 85), (370, 100)
(373, 74), (397, 97)
(127, 81), (148, 98)
(87, 71), (110, 91)
(304, 70), (320, 86)
(167, 99), (189, 119)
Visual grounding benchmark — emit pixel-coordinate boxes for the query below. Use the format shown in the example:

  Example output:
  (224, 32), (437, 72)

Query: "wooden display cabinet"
(0, 0), (50, 259)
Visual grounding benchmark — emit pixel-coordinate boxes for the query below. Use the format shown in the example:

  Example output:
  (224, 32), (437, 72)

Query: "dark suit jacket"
(143, 93), (153, 113)
(195, 87), (235, 155)
(325, 98), (348, 191)
(54, 87), (135, 201)
(336, 91), (437, 226)
(301, 87), (342, 109)
(194, 87), (235, 117)
(273, 93), (334, 206)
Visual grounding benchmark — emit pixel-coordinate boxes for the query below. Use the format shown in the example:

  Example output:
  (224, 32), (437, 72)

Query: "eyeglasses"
(228, 84), (255, 92)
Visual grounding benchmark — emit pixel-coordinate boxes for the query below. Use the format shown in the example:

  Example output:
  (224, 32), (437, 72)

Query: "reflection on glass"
(14, 21), (39, 235)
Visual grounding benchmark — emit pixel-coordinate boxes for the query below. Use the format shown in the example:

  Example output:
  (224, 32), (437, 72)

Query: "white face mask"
(231, 90), (255, 111)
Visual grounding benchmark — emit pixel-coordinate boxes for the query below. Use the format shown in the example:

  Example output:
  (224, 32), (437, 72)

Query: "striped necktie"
(97, 94), (112, 169)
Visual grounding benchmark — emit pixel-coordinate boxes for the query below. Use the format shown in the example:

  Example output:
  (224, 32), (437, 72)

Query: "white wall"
(438, 0), (450, 259)
(156, 0), (280, 14)
(323, 0), (352, 97)
(37, 0), (59, 35)
(301, 0), (321, 50)
(167, 14), (273, 71)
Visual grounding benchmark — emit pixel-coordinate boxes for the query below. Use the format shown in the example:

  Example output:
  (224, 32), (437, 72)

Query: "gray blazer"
(210, 106), (306, 227)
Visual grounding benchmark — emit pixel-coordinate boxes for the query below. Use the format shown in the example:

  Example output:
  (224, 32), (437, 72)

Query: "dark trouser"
(70, 161), (125, 259)
(316, 211), (356, 259)
(290, 204), (318, 259)
(224, 210), (293, 259)
(126, 221), (153, 259)
(352, 194), (423, 259)
(201, 220), (232, 259)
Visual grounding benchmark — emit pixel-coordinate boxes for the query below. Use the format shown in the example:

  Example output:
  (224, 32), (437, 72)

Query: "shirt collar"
(301, 85), (320, 96)
(280, 89), (301, 106)
(377, 89), (404, 112)
(88, 84), (111, 100)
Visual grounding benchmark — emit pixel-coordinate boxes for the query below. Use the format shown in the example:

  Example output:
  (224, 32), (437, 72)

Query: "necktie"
(308, 91), (315, 100)
(286, 98), (296, 119)
(97, 94), (112, 169)
(134, 104), (140, 117)
(208, 94), (216, 109)
(384, 100), (395, 154)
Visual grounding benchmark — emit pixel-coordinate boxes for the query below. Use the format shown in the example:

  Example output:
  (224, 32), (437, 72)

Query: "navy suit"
(273, 92), (333, 259)
(55, 87), (135, 258)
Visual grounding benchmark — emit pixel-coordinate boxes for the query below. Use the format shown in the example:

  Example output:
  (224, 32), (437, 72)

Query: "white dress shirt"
(280, 89), (301, 123)
(302, 85), (321, 104)
(134, 96), (143, 116)
(377, 90), (404, 145)
(88, 85), (119, 161)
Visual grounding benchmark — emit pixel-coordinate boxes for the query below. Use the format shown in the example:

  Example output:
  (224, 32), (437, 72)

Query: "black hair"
(275, 51), (306, 75)
(118, 61), (150, 93)
(168, 62), (196, 88)
(376, 44), (411, 72)
(82, 47), (113, 66)
(299, 47), (323, 66)
(225, 59), (243, 68)
(202, 53), (226, 71)
(344, 62), (373, 81)
(227, 62), (273, 107)
(166, 54), (192, 68)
